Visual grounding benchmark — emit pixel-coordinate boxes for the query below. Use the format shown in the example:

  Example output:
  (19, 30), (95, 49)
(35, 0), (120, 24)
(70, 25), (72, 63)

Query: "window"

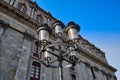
(71, 74), (76, 80)
(36, 15), (42, 23)
(30, 62), (40, 80)
(33, 42), (39, 58)
(18, 3), (26, 13)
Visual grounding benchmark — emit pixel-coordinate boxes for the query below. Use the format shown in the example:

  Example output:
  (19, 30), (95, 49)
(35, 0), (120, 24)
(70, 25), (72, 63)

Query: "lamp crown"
(52, 20), (65, 29)
(37, 23), (52, 34)
(66, 21), (80, 32)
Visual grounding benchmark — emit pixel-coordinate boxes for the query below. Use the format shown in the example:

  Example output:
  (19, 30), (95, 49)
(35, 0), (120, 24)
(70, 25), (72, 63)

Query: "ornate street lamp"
(65, 22), (80, 43)
(37, 21), (80, 80)
(37, 24), (52, 43)
(65, 22), (80, 62)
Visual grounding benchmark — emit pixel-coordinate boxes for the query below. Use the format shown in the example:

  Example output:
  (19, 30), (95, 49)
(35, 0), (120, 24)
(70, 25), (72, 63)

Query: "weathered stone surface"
(0, 28), (24, 80)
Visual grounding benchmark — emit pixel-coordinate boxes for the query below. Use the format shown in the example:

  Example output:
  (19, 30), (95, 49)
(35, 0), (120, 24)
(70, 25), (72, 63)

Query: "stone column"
(80, 62), (89, 80)
(53, 67), (59, 80)
(9, 0), (16, 6)
(30, 7), (35, 18)
(40, 66), (46, 80)
(93, 66), (101, 80)
(14, 31), (34, 80)
(99, 70), (105, 80)
(85, 62), (93, 80)
(76, 64), (84, 80)
(33, 9), (37, 20)
(63, 62), (71, 80)
(46, 67), (53, 80)
(101, 70), (108, 80)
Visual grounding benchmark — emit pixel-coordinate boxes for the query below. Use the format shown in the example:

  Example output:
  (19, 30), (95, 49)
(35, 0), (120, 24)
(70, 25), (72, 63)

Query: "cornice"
(77, 44), (117, 72)
(79, 35), (105, 54)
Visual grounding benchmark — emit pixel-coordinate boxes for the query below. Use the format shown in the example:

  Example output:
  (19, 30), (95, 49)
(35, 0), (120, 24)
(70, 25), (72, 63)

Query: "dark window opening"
(36, 15), (42, 23)
(33, 42), (39, 58)
(18, 3), (26, 13)
(30, 62), (40, 80)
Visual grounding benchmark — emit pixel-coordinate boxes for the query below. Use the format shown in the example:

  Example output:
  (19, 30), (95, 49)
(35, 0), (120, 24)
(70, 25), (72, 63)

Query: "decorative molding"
(78, 35), (106, 59)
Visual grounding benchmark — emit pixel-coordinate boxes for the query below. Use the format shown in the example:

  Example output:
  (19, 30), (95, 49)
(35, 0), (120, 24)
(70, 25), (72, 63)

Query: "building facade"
(0, 0), (117, 80)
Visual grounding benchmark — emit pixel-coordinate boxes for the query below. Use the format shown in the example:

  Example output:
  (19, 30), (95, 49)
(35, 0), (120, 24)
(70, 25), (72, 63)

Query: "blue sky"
(35, 0), (120, 79)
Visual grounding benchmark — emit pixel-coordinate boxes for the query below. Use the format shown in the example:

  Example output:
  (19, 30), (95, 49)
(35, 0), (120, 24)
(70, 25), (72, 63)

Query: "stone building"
(0, 0), (117, 80)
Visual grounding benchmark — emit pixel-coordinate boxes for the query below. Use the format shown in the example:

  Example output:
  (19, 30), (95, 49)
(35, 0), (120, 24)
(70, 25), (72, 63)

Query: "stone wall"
(0, 27), (24, 80)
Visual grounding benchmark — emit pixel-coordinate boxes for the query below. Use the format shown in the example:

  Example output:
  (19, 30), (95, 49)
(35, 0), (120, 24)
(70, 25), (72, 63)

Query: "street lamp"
(37, 21), (80, 80)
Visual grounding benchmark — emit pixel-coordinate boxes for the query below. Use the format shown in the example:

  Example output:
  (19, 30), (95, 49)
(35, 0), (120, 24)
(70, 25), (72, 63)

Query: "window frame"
(18, 3), (27, 13)
(30, 62), (41, 80)
(36, 15), (43, 23)
(33, 41), (40, 58)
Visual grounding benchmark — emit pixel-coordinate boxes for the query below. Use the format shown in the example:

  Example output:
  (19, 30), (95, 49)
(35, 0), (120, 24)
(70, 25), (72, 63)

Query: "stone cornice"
(77, 45), (117, 72)
(79, 35), (105, 55)
(78, 35), (107, 63)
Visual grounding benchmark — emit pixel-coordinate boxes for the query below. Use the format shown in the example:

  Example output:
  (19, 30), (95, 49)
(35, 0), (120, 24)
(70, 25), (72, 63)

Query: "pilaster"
(14, 31), (34, 80)
(85, 62), (93, 80)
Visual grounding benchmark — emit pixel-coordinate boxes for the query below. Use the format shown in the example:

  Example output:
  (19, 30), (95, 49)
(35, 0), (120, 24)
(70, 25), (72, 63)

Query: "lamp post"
(37, 21), (80, 80)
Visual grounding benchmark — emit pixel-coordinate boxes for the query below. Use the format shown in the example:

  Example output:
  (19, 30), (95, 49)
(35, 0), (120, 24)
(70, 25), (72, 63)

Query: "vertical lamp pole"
(52, 20), (64, 80)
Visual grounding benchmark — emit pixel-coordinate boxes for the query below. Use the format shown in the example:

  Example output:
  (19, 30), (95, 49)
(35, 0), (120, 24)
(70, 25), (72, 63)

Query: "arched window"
(18, 3), (27, 13)
(36, 15), (42, 23)
(33, 42), (39, 58)
(30, 62), (41, 80)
